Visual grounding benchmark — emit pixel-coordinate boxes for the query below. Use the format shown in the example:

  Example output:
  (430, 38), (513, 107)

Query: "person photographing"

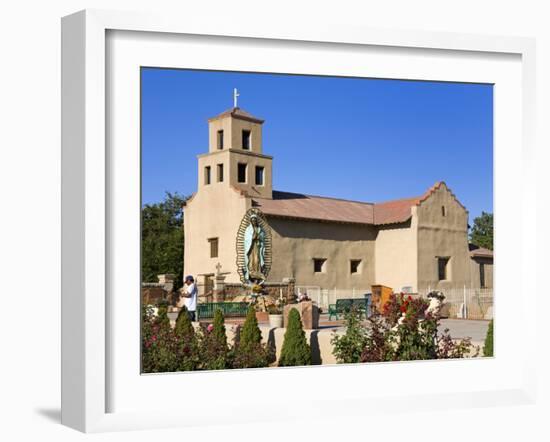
(180, 275), (198, 321)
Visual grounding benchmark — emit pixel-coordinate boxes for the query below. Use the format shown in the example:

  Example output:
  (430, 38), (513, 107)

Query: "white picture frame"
(61, 9), (537, 433)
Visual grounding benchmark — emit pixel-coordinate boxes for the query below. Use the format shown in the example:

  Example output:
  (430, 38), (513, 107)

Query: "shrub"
(278, 308), (311, 367)
(233, 306), (273, 368)
(142, 304), (179, 373)
(174, 306), (200, 371)
(240, 306), (262, 347)
(359, 293), (477, 363)
(199, 309), (231, 370)
(483, 319), (494, 357)
(331, 306), (368, 364)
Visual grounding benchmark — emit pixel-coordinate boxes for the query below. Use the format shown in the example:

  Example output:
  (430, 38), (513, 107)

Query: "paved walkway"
(317, 314), (489, 342)
(439, 318), (489, 342)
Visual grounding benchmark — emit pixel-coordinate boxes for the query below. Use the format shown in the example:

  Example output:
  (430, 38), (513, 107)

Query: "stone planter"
(283, 301), (319, 330)
(268, 314), (283, 328)
(255, 311), (269, 323)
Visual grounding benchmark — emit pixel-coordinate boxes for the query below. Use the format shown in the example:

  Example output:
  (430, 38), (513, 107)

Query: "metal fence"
(297, 285), (493, 320)
(296, 286), (370, 311)
(426, 287), (493, 320)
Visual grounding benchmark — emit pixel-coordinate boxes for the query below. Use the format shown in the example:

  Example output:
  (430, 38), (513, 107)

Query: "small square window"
(208, 238), (219, 258)
(238, 163), (247, 183)
(217, 163), (224, 182)
(204, 166), (211, 185)
(437, 257), (450, 281)
(350, 259), (361, 274)
(242, 130), (251, 150)
(313, 258), (326, 273)
(217, 130), (224, 149)
(255, 166), (264, 186)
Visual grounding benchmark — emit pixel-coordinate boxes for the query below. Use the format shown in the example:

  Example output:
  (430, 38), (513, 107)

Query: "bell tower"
(197, 93), (273, 199)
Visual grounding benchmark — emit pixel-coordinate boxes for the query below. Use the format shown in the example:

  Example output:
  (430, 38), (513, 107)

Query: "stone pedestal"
(213, 273), (226, 302)
(157, 273), (175, 293)
(283, 301), (319, 330)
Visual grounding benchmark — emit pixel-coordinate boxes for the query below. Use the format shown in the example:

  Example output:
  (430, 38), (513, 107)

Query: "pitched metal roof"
(252, 182), (458, 226)
(253, 191), (375, 225)
(469, 244), (494, 258)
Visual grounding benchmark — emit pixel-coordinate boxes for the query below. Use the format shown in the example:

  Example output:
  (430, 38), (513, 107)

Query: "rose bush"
(142, 304), (273, 373)
(360, 293), (477, 362)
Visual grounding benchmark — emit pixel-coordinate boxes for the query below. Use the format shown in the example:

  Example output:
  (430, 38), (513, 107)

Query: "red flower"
(408, 295), (413, 302)
(152, 335), (157, 342)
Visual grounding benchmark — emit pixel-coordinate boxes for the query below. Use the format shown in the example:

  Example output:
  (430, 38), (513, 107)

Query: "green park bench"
(197, 302), (250, 320)
(328, 296), (371, 321)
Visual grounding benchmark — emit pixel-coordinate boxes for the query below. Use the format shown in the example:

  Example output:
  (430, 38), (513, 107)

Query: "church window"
(208, 238), (219, 258)
(217, 163), (224, 182)
(217, 130), (224, 149)
(238, 163), (247, 183)
(437, 257), (450, 281)
(255, 166), (264, 186)
(313, 258), (326, 273)
(441, 205), (446, 217)
(242, 130), (251, 150)
(204, 166), (211, 185)
(350, 259), (361, 274)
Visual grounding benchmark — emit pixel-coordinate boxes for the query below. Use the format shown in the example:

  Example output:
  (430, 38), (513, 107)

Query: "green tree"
(211, 309), (228, 349)
(469, 211), (493, 250)
(483, 319), (494, 357)
(239, 306), (262, 348)
(141, 192), (188, 289)
(174, 305), (194, 339)
(174, 306), (200, 371)
(232, 306), (273, 368)
(279, 308), (311, 367)
(200, 309), (230, 370)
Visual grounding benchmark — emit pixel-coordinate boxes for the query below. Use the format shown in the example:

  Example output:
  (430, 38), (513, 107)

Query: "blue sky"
(141, 68), (493, 222)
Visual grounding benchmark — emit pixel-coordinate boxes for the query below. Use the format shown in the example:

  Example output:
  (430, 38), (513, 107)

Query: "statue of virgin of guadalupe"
(244, 214), (266, 283)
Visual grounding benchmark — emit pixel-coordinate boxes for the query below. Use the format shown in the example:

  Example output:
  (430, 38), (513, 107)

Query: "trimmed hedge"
(483, 319), (494, 357)
(278, 308), (311, 367)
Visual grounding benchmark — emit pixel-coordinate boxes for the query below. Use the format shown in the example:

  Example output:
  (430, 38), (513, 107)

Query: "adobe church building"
(183, 107), (493, 294)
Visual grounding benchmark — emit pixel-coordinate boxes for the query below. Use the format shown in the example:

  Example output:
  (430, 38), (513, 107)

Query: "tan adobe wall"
(228, 150), (273, 199)
(266, 217), (377, 290)
(470, 257), (493, 289)
(197, 149), (273, 199)
(208, 116), (263, 154)
(183, 185), (250, 284)
(415, 183), (471, 292)
(374, 218), (418, 292)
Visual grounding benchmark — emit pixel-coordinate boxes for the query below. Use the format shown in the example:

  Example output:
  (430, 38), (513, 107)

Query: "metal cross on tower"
(233, 88), (240, 108)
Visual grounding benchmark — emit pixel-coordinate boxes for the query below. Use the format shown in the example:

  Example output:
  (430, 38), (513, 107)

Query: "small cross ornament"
(233, 88), (240, 108)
